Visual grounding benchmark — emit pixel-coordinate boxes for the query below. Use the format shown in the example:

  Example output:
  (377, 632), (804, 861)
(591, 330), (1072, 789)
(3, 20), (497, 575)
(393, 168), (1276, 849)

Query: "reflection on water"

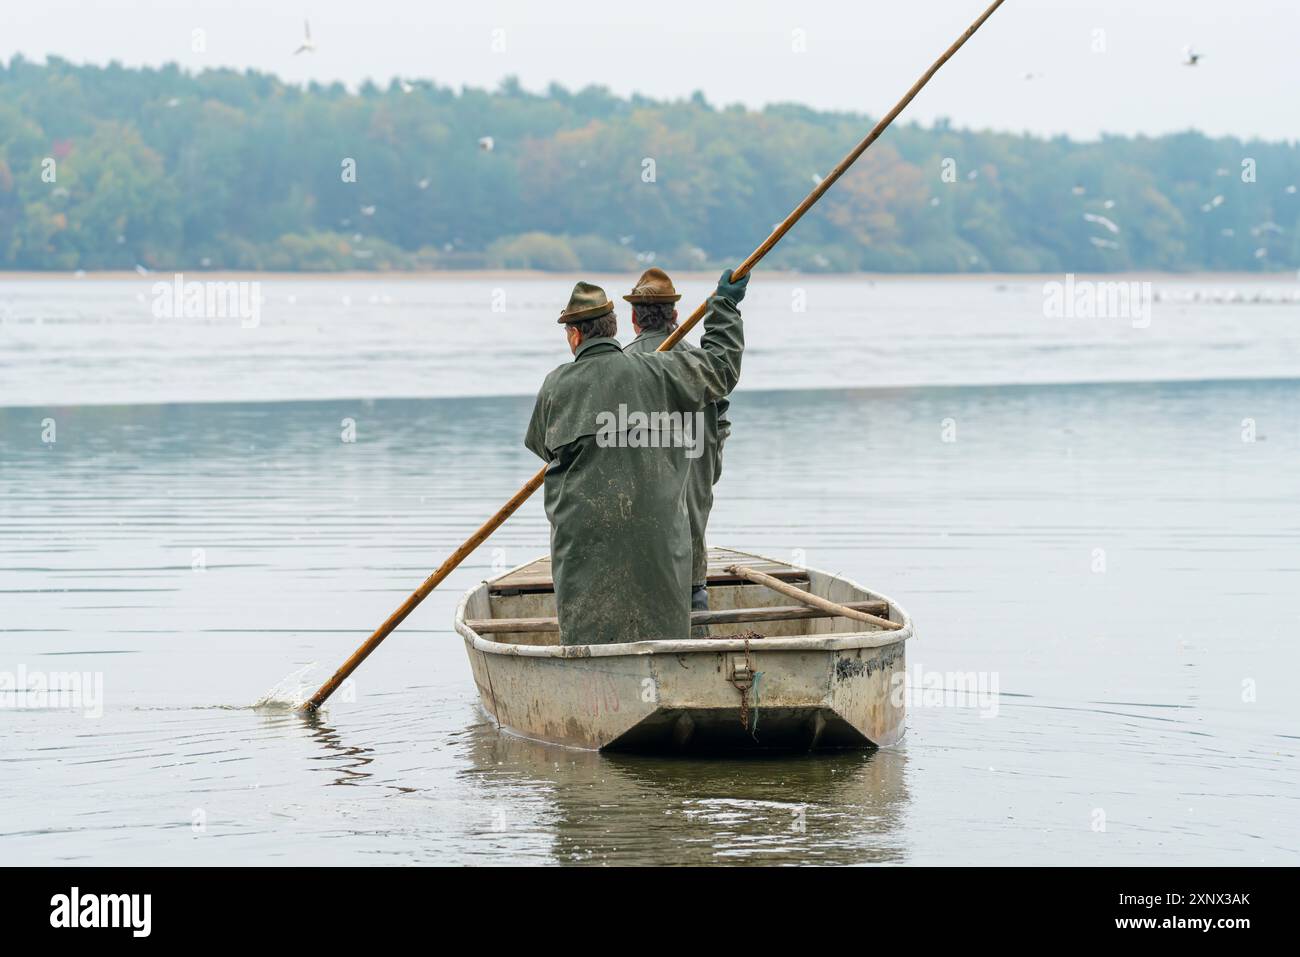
(2, 374), (1298, 864)
(460, 724), (909, 865)
(299, 710), (380, 789)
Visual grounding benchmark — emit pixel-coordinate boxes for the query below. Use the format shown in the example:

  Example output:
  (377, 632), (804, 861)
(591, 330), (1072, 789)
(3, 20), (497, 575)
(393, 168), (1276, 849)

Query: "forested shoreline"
(2, 57), (1298, 274)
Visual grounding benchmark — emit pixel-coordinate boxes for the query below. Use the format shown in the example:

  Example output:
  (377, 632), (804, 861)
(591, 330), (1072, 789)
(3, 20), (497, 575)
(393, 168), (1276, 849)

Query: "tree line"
(2, 56), (1298, 273)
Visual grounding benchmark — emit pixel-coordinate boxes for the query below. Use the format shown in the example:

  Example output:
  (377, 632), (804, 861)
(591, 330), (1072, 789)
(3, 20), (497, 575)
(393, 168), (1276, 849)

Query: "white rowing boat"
(454, 547), (911, 751)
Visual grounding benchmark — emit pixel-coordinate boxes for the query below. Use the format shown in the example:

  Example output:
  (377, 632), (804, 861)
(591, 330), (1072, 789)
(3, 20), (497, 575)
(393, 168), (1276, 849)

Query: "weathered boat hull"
(455, 548), (910, 752)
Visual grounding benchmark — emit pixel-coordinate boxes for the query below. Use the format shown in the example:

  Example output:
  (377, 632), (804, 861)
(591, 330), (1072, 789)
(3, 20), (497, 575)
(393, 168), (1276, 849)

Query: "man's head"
(558, 281), (617, 354)
(630, 302), (678, 335)
(623, 267), (681, 336)
(565, 309), (617, 354)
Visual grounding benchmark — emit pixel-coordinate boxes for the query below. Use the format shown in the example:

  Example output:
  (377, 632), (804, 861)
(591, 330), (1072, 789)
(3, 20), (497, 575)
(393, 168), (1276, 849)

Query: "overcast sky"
(4, 0), (1296, 141)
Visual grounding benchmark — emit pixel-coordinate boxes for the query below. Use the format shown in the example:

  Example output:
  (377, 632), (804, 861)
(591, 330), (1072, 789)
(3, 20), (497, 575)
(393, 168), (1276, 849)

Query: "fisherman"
(525, 270), (748, 645)
(622, 268), (730, 615)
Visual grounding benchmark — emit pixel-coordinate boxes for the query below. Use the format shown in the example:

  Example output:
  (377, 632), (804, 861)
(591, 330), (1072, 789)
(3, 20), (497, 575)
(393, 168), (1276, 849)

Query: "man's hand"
(715, 268), (749, 304)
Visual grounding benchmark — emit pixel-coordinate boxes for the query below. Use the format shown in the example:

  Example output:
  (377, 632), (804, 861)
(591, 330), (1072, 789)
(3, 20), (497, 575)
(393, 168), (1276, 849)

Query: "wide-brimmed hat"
(623, 267), (682, 304)
(558, 281), (616, 324)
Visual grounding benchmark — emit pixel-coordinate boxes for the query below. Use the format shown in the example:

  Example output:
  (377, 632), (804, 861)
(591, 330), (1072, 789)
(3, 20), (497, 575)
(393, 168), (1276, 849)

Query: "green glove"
(715, 268), (749, 304)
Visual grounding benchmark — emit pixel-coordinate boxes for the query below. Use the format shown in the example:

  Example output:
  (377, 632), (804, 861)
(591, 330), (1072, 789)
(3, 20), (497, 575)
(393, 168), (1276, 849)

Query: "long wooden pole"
(300, 0), (1005, 711)
(660, 0), (1007, 351)
(723, 565), (903, 631)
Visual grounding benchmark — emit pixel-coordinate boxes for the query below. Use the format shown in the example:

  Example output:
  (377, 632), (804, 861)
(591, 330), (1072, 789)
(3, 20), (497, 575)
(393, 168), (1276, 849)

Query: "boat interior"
(462, 547), (896, 645)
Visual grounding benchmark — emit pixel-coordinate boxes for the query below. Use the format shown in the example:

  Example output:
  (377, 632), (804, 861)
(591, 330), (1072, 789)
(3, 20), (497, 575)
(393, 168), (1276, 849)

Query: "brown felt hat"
(558, 281), (616, 324)
(623, 267), (682, 304)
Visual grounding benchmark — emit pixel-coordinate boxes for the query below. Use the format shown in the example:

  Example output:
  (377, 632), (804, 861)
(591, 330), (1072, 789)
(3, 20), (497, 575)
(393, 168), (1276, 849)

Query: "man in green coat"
(525, 269), (748, 645)
(622, 268), (731, 615)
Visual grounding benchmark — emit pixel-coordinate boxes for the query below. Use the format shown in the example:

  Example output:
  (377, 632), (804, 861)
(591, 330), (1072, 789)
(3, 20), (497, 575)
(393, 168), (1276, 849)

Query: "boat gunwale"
(454, 548), (912, 659)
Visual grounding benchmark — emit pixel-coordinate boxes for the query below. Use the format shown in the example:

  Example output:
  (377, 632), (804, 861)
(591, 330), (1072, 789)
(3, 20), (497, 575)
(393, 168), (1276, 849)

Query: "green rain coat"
(624, 329), (730, 587)
(525, 295), (743, 645)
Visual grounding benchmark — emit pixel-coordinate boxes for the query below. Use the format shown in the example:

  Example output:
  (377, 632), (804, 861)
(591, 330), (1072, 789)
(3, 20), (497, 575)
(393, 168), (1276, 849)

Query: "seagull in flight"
(1182, 45), (1203, 66)
(1084, 212), (1120, 234)
(294, 20), (316, 55)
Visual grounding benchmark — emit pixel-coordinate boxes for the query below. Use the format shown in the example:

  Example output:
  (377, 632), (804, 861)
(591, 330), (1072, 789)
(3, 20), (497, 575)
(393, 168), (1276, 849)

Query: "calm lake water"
(1, 274), (1298, 865)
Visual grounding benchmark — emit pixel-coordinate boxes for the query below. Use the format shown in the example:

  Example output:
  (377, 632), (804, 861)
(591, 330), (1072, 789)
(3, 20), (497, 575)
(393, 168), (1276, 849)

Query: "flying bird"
(294, 20), (316, 55)
(1182, 45), (1203, 66)
(1084, 212), (1120, 234)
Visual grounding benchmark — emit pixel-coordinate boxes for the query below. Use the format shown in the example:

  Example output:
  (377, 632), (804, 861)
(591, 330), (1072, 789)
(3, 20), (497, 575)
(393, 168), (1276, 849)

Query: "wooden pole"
(301, 468), (545, 710)
(660, 0), (1007, 351)
(723, 565), (903, 631)
(300, 0), (1002, 711)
